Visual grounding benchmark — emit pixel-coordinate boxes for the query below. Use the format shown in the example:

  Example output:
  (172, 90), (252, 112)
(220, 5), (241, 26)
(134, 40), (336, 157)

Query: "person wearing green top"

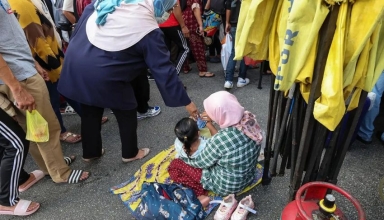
(184, 91), (263, 196)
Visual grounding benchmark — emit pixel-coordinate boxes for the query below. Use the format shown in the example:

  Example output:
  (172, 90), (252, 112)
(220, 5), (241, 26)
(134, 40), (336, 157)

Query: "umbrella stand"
(289, 5), (340, 201)
(262, 74), (276, 185)
(290, 86), (301, 183)
(258, 61), (264, 89)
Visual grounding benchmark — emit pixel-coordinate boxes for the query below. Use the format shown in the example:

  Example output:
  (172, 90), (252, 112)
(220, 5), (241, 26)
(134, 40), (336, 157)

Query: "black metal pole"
(289, 5), (340, 201)
(262, 75), (276, 185)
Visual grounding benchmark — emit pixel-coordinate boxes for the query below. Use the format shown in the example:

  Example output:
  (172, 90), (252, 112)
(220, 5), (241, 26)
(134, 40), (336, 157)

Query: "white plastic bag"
(221, 34), (232, 71)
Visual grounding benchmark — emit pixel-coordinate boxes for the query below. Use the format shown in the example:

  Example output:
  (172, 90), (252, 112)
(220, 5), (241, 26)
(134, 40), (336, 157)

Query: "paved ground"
(2, 62), (383, 220)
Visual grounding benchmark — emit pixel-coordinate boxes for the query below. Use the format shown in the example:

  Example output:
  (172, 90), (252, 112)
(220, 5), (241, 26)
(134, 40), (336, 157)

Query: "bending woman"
(58, 0), (198, 162)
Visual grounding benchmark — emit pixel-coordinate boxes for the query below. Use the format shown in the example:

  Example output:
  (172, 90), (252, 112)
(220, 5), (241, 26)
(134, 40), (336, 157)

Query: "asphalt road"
(2, 62), (383, 220)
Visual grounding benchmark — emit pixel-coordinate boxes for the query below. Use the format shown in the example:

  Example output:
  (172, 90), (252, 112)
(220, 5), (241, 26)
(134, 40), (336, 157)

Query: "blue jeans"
(357, 71), (384, 141)
(46, 81), (82, 134)
(225, 26), (248, 82)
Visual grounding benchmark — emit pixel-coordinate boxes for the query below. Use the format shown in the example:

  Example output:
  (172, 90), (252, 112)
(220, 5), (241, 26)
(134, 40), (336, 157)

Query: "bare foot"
(198, 195), (210, 208)
(78, 172), (89, 181)
(135, 149), (147, 159)
(60, 171), (90, 183)
(19, 173), (36, 190)
(0, 201), (40, 212)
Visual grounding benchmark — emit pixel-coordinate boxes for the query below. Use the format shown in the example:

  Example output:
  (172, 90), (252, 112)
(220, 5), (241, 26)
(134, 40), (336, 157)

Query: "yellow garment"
(234, 0), (278, 61)
(314, 2), (349, 131)
(343, 0), (384, 89)
(268, 0), (284, 75)
(9, 0), (64, 83)
(273, 0), (328, 91)
(365, 21), (384, 92)
(344, 38), (370, 111)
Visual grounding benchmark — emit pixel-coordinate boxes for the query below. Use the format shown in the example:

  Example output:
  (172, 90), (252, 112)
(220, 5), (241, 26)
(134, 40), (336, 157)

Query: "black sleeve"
(225, 0), (231, 10)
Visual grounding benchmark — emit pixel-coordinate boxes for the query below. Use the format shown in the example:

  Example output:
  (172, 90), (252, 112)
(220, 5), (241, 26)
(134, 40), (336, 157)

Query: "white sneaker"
(230, 195), (257, 220)
(224, 81), (233, 89)
(137, 106), (161, 120)
(212, 194), (238, 220)
(237, 78), (250, 88)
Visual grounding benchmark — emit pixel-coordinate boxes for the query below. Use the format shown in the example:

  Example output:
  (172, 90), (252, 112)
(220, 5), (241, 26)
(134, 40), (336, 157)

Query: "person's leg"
(132, 70), (150, 114)
(80, 104), (104, 159)
(357, 72), (384, 141)
(189, 33), (210, 74)
(238, 59), (249, 79)
(64, 97), (82, 116)
(225, 27), (237, 85)
(168, 159), (207, 197)
(0, 109), (27, 206)
(132, 70), (161, 119)
(0, 74), (72, 182)
(46, 81), (81, 143)
(166, 26), (189, 74)
(111, 108), (139, 159)
(45, 81), (66, 134)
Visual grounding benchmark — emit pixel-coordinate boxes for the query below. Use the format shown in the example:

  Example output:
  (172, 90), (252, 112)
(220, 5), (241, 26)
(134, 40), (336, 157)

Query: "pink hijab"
(203, 91), (263, 144)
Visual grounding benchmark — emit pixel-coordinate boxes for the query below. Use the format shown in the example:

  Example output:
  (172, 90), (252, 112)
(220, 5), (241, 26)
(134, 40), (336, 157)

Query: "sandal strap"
(238, 203), (257, 214)
(14, 199), (31, 215)
(209, 200), (232, 207)
(64, 156), (72, 165)
(67, 170), (83, 184)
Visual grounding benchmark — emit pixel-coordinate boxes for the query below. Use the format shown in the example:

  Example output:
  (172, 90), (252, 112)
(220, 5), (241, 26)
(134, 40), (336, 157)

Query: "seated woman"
(169, 91), (263, 198)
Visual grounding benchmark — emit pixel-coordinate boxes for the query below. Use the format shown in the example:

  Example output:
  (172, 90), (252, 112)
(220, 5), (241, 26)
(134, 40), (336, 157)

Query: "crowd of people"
(0, 0), (263, 217)
(0, 0), (382, 218)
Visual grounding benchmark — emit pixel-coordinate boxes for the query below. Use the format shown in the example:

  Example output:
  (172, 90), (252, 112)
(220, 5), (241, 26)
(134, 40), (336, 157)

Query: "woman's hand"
(200, 111), (212, 123)
(181, 26), (190, 38)
(185, 102), (198, 118)
(198, 25), (204, 36)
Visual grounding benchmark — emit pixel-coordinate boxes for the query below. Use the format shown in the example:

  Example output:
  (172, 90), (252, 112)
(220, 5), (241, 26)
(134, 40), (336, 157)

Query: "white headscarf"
(86, 0), (175, 51)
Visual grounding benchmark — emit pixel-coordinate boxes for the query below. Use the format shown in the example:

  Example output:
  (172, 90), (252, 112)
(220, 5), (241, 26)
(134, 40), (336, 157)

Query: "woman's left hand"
(200, 111), (212, 123)
(185, 102), (198, 118)
(198, 25), (204, 36)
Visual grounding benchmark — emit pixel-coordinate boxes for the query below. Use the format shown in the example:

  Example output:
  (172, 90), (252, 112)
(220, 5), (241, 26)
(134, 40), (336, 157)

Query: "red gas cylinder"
(281, 182), (366, 220)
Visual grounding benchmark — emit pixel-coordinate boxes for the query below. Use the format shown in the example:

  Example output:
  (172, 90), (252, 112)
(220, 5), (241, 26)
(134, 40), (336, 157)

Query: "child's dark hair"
(174, 118), (199, 157)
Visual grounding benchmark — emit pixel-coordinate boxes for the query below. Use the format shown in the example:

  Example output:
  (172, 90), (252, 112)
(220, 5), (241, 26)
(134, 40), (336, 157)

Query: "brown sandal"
(60, 132), (81, 144)
(199, 72), (215, 78)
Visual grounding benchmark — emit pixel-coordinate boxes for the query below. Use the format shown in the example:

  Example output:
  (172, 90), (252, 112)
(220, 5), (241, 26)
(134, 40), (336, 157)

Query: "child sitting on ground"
(169, 117), (217, 208)
(174, 117), (217, 159)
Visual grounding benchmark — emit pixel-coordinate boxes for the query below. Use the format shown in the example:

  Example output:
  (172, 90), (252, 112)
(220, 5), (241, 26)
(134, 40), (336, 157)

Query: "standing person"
(356, 71), (384, 145)
(58, 0), (199, 162)
(223, 0), (250, 89)
(9, 0), (84, 144)
(159, 1), (190, 74)
(62, 0), (77, 25)
(0, 108), (40, 216)
(204, 0), (230, 63)
(0, 0), (89, 184)
(182, 0), (215, 77)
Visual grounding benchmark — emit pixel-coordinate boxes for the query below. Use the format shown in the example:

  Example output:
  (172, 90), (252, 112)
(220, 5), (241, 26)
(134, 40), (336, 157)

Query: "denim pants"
(46, 81), (82, 134)
(225, 26), (248, 82)
(357, 71), (384, 141)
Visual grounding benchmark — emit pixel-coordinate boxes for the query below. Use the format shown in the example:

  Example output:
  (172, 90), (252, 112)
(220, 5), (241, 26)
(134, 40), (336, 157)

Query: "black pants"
(0, 109), (29, 206)
(209, 31), (221, 56)
(132, 70), (150, 114)
(80, 72), (150, 159)
(160, 26), (190, 74)
(81, 104), (138, 159)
